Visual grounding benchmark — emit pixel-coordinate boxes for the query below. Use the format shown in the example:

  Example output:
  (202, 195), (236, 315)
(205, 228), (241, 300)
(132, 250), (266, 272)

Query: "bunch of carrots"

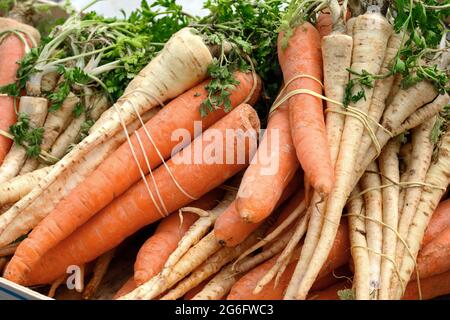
(0, 0), (449, 301)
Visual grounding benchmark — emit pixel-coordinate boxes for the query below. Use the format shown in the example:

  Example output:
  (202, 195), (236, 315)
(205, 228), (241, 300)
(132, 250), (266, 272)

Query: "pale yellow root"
(161, 227), (266, 300)
(48, 274), (67, 298)
(192, 231), (292, 300)
(122, 231), (222, 300)
(20, 93), (79, 174)
(360, 161), (382, 297)
(393, 93), (450, 135)
(0, 257), (7, 273)
(157, 192), (235, 283)
(394, 117), (435, 276)
(353, 82), (441, 196)
(354, 32), (402, 172)
(345, 17), (356, 36)
(234, 198), (306, 265)
(392, 130), (450, 299)
(0, 97), (48, 183)
(47, 114), (86, 160)
(0, 242), (19, 257)
(82, 249), (115, 300)
(378, 138), (401, 300)
(87, 94), (110, 122)
(0, 166), (51, 206)
(0, 108), (159, 246)
(285, 29), (353, 300)
(0, 17), (40, 45)
(0, 27), (212, 247)
(292, 12), (392, 300)
(256, 213), (309, 295)
(348, 185), (371, 300)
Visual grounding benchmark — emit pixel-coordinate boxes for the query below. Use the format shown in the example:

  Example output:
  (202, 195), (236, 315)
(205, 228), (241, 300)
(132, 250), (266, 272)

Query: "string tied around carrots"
(269, 73), (395, 157)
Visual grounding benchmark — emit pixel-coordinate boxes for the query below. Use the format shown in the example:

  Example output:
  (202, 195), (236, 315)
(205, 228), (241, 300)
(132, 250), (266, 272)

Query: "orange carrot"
(134, 189), (223, 285)
(214, 170), (302, 247)
(5, 73), (260, 282)
(236, 100), (299, 223)
(316, 12), (334, 38)
(278, 23), (333, 195)
(113, 277), (137, 299)
(422, 199), (450, 247)
(6, 103), (260, 285)
(227, 220), (349, 300)
(412, 227), (450, 280)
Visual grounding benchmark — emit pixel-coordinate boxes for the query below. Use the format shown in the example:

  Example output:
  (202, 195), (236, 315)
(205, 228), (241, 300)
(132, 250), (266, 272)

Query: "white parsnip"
(0, 97), (48, 183)
(0, 166), (52, 206)
(0, 27), (213, 247)
(378, 138), (401, 300)
(20, 93), (80, 174)
(293, 11), (392, 300)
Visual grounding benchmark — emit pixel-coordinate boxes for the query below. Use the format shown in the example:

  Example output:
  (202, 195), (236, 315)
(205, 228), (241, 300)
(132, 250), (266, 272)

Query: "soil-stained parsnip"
(0, 109), (159, 247)
(0, 97), (48, 183)
(378, 138), (401, 300)
(278, 23), (333, 195)
(360, 162), (383, 296)
(395, 117), (436, 271)
(160, 227), (266, 300)
(0, 166), (52, 206)
(82, 249), (115, 300)
(292, 10), (392, 300)
(393, 131), (450, 299)
(214, 171), (302, 247)
(0, 27), (213, 250)
(7, 72), (258, 275)
(48, 114), (86, 160)
(413, 227), (450, 280)
(5, 104), (260, 285)
(393, 93), (450, 136)
(228, 220), (350, 300)
(347, 186), (371, 300)
(20, 93), (80, 174)
(290, 6), (353, 294)
(0, 18), (40, 165)
(134, 189), (223, 285)
(193, 229), (295, 300)
(236, 100), (299, 223)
